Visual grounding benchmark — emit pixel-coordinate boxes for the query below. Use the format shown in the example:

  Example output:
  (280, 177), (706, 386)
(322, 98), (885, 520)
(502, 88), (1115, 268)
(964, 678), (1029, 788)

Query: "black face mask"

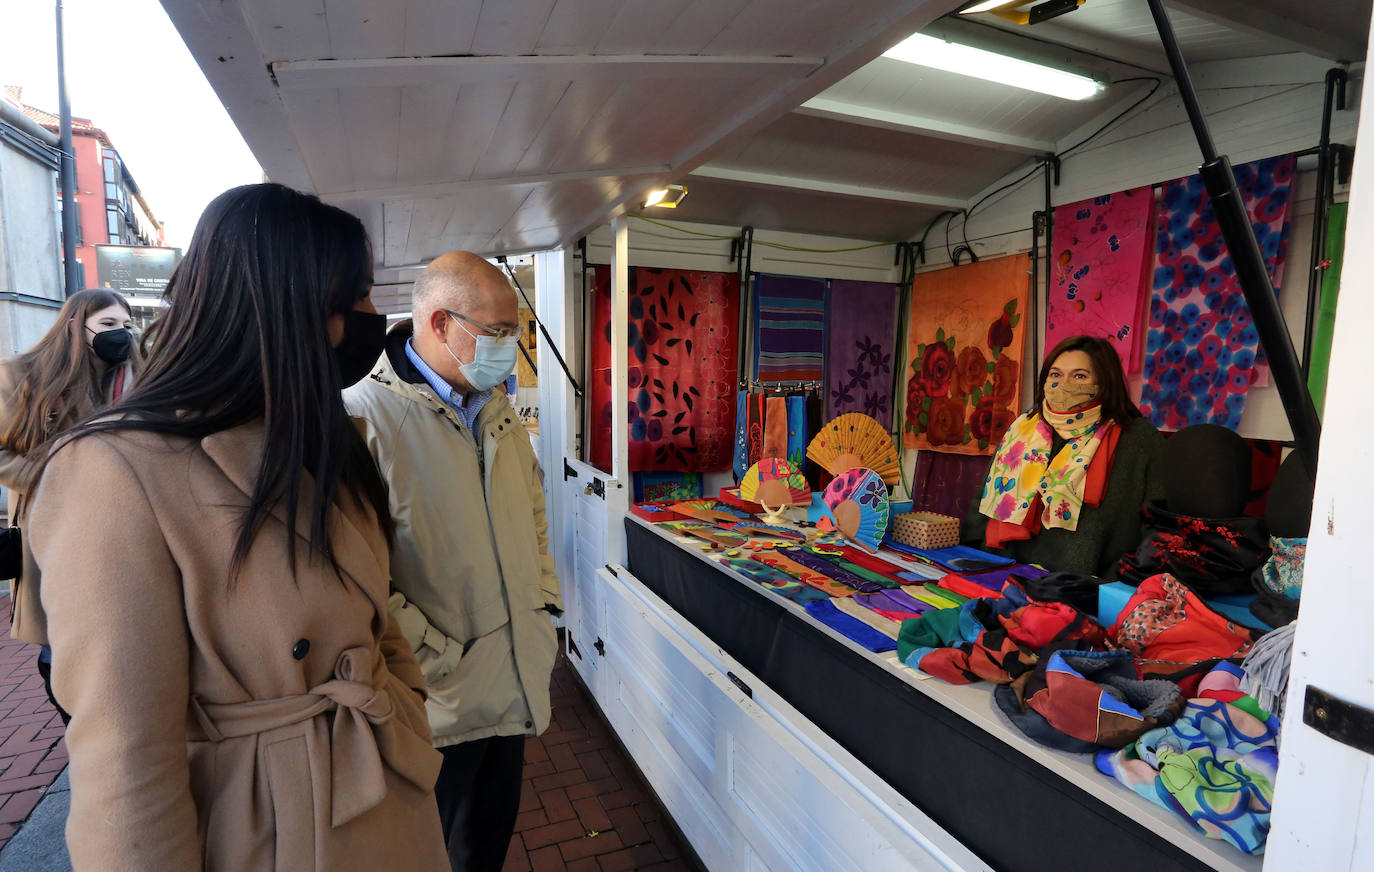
(89, 327), (133, 364)
(335, 309), (388, 388)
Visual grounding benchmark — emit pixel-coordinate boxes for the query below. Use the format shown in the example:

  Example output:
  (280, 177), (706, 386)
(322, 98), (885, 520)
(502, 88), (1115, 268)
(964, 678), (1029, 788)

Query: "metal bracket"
(1304, 685), (1374, 755)
(593, 637), (606, 657)
(567, 634), (582, 660)
(1334, 144), (1355, 186)
(1047, 154), (1061, 186)
(563, 458), (579, 481)
(726, 671), (753, 699)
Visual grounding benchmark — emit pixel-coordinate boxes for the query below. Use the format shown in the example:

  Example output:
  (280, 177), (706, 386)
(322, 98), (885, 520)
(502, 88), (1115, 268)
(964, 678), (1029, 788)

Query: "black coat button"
(292, 639), (310, 660)
(525, 720), (533, 729)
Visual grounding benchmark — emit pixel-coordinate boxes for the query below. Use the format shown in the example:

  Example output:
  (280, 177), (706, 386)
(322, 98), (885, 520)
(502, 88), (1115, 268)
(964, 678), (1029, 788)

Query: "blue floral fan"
(819, 467), (890, 552)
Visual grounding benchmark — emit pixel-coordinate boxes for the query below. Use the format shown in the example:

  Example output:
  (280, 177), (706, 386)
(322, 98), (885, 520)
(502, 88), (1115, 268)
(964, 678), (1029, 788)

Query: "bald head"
(411, 251), (519, 393)
(413, 251), (514, 323)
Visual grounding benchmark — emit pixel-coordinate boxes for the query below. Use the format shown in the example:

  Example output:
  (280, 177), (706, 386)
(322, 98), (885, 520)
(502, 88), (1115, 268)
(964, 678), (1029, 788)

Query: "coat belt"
(187, 646), (440, 827)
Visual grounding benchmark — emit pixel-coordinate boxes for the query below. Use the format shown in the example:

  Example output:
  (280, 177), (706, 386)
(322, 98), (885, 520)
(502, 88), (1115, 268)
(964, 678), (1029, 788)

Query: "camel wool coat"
(26, 420), (449, 872)
(0, 355), (132, 645)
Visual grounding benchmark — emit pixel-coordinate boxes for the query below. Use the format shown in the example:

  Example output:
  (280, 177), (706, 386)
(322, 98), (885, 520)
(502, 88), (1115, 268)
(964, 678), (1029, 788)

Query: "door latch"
(593, 637), (605, 657)
(1304, 685), (1374, 755)
(583, 477), (605, 499)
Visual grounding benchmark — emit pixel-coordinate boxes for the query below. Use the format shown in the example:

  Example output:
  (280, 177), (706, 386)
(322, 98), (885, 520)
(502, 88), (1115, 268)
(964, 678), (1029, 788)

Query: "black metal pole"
(1039, 158), (1054, 369)
(1301, 69), (1348, 376)
(56, 0), (79, 296)
(1146, 0), (1322, 475)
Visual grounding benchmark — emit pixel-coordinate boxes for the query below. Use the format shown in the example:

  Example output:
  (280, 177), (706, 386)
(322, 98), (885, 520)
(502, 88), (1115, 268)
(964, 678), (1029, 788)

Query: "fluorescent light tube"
(960, 0), (1022, 12)
(883, 33), (1103, 100)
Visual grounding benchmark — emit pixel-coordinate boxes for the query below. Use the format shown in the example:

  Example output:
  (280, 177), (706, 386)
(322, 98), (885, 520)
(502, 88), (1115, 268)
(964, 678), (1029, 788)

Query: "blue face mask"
(445, 315), (519, 391)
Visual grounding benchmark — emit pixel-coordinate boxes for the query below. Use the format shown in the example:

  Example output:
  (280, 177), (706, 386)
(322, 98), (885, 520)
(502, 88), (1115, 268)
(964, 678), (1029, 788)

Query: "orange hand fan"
(806, 413), (901, 485)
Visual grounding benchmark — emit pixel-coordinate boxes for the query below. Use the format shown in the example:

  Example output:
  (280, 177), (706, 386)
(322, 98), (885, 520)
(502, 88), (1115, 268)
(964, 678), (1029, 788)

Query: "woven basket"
(891, 511), (960, 550)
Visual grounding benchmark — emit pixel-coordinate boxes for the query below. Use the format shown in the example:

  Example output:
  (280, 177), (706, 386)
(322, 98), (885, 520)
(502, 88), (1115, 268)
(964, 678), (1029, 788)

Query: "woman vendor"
(964, 335), (1164, 576)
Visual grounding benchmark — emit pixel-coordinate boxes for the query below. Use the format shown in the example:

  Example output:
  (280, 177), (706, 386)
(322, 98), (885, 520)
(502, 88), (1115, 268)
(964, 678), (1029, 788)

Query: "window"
(107, 207), (120, 242)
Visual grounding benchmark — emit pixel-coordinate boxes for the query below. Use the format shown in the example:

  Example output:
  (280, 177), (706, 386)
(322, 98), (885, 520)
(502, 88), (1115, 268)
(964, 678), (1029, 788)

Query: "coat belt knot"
(189, 646), (440, 828)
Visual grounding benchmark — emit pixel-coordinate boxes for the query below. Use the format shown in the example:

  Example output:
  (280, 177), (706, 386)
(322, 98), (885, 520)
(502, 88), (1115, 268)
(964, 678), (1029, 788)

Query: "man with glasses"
(344, 251), (562, 872)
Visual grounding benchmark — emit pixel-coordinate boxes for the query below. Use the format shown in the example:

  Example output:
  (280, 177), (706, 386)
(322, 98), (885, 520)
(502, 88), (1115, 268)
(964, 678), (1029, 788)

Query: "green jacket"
(964, 416), (1165, 577)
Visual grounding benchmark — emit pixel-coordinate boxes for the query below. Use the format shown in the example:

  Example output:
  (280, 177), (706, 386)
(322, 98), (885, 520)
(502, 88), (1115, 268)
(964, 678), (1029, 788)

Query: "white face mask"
(445, 314), (518, 391)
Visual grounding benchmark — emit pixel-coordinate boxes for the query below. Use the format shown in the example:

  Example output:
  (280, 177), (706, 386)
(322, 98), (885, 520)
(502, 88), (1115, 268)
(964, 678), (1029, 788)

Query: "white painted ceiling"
(160, 0), (1371, 280)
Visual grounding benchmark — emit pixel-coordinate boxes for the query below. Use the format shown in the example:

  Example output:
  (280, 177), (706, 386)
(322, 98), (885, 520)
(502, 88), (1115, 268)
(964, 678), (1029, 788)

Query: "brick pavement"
(0, 596), (67, 854)
(503, 650), (697, 872)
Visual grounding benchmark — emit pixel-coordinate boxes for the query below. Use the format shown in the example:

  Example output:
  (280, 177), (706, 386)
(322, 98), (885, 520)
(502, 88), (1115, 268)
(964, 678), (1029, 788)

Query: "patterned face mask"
(1043, 379), (1100, 414)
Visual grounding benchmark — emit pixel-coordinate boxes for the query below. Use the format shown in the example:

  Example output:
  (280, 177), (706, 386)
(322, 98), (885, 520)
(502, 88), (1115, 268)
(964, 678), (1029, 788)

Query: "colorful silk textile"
(1139, 154), (1296, 431)
(904, 254), (1031, 454)
(1096, 698), (1278, 854)
(753, 274), (826, 382)
(777, 548), (886, 594)
(722, 556), (830, 604)
(761, 395), (788, 459)
(804, 600), (898, 653)
(825, 279), (898, 427)
(732, 391), (749, 479)
(1046, 187), (1155, 373)
(590, 266), (741, 472)
(979, 411), (1112, 531)
(633, 471), (702, 502)
(746, 392), (765, 468)
(831, 597), (903, 638)
(751, 551), (856, 598)
(910, 450), (992, 522)
(785, 395), (807, 468)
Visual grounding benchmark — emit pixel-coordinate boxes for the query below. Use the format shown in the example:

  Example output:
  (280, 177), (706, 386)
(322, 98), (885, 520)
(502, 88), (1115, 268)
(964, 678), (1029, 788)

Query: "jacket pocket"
(264, 736), (316, 871)
(425, 624), (521, 732)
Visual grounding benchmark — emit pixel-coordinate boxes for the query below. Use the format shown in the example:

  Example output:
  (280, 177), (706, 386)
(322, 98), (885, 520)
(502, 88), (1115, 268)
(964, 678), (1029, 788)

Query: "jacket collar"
(369, 321), (517, 436)
(199, 419), (390, 611)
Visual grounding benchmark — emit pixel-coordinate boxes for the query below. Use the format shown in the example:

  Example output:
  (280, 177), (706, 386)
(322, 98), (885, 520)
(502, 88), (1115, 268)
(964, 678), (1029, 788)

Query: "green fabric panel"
(808, 552), (901, 589)
(1308, 201), (1348, 413)
(896, 607), (965, 661)
(924, 582), (969, 606)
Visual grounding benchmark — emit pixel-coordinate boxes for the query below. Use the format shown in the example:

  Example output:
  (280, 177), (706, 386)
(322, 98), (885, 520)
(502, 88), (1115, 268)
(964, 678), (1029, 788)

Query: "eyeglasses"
(445, 309), (519, 340)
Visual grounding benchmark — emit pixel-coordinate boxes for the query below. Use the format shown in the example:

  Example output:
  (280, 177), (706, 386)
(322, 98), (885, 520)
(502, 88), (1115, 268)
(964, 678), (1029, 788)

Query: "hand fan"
(820, 467), (890, 553)
(675, 500), (750, 526)
(806, 413), (901, 485)
(738, 458), (811, 522)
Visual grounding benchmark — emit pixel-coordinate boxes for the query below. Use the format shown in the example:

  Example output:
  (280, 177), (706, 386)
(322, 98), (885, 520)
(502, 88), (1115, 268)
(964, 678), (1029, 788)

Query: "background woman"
(25, 184), (448, 871)
(0, 289), (141, 720)
(965, 334), (1164, 576)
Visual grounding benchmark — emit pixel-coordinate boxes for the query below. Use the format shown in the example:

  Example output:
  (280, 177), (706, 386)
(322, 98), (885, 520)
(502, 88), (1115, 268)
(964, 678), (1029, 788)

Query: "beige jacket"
(344, 324), (561, 747)
(27, 420), (448, 872)
(0, 355), (133, 645)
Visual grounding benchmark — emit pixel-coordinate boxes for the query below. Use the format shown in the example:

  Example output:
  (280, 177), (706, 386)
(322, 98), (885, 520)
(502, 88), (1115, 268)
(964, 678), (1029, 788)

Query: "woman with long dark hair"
(25, 184), (448, 870)
(966, 334), (1164, 576)
(0, 288), (141, 717)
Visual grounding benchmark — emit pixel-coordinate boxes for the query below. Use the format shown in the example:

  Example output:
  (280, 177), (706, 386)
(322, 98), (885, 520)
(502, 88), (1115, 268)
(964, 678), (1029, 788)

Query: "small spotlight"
(643, 184), (688, 208)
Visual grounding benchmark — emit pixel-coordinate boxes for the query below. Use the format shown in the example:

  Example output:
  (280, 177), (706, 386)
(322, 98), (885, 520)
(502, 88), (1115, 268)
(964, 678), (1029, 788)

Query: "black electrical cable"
(1058, 77), (1164, 160)
(497, 257), (583, 397)
(960, 76), (1165, 244)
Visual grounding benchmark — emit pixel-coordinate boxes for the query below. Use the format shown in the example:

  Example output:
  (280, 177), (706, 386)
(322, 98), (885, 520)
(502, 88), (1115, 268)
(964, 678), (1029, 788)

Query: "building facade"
(6, 85), (168, 329)
(0, 88), (63, 359)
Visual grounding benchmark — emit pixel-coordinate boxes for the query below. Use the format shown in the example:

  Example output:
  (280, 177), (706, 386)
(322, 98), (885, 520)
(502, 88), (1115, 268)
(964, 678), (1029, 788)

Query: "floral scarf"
(979, 409), (1113, 532)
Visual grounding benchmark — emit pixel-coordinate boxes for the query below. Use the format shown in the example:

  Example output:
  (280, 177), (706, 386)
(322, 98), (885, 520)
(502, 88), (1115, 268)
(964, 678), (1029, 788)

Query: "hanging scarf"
(732, 391), (749, 480)
(745, 393), (766, 466)
(761, 395), (788, 459)
(979, 408), (1114, 535)
(785, 394), (807, 469)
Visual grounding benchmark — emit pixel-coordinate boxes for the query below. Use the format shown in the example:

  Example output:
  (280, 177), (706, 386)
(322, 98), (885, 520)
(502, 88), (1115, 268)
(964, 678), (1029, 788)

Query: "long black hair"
(1033, 334), (1142, 429)
(46, 183), (392, 578)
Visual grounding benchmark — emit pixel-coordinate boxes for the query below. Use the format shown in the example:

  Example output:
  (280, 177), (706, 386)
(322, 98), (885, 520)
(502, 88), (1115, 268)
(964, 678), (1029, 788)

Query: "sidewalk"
(0, 596), (692, 872)
(0, 595), (67, 858)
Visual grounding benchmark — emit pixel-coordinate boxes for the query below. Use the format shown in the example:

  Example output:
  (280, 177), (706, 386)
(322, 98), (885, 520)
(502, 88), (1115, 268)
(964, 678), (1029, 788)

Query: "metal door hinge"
(726, 672), (753, 699)
(1304, 685), (1374, 755)
(567, 634), (582, 660)
(563, 458), (579, 481)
